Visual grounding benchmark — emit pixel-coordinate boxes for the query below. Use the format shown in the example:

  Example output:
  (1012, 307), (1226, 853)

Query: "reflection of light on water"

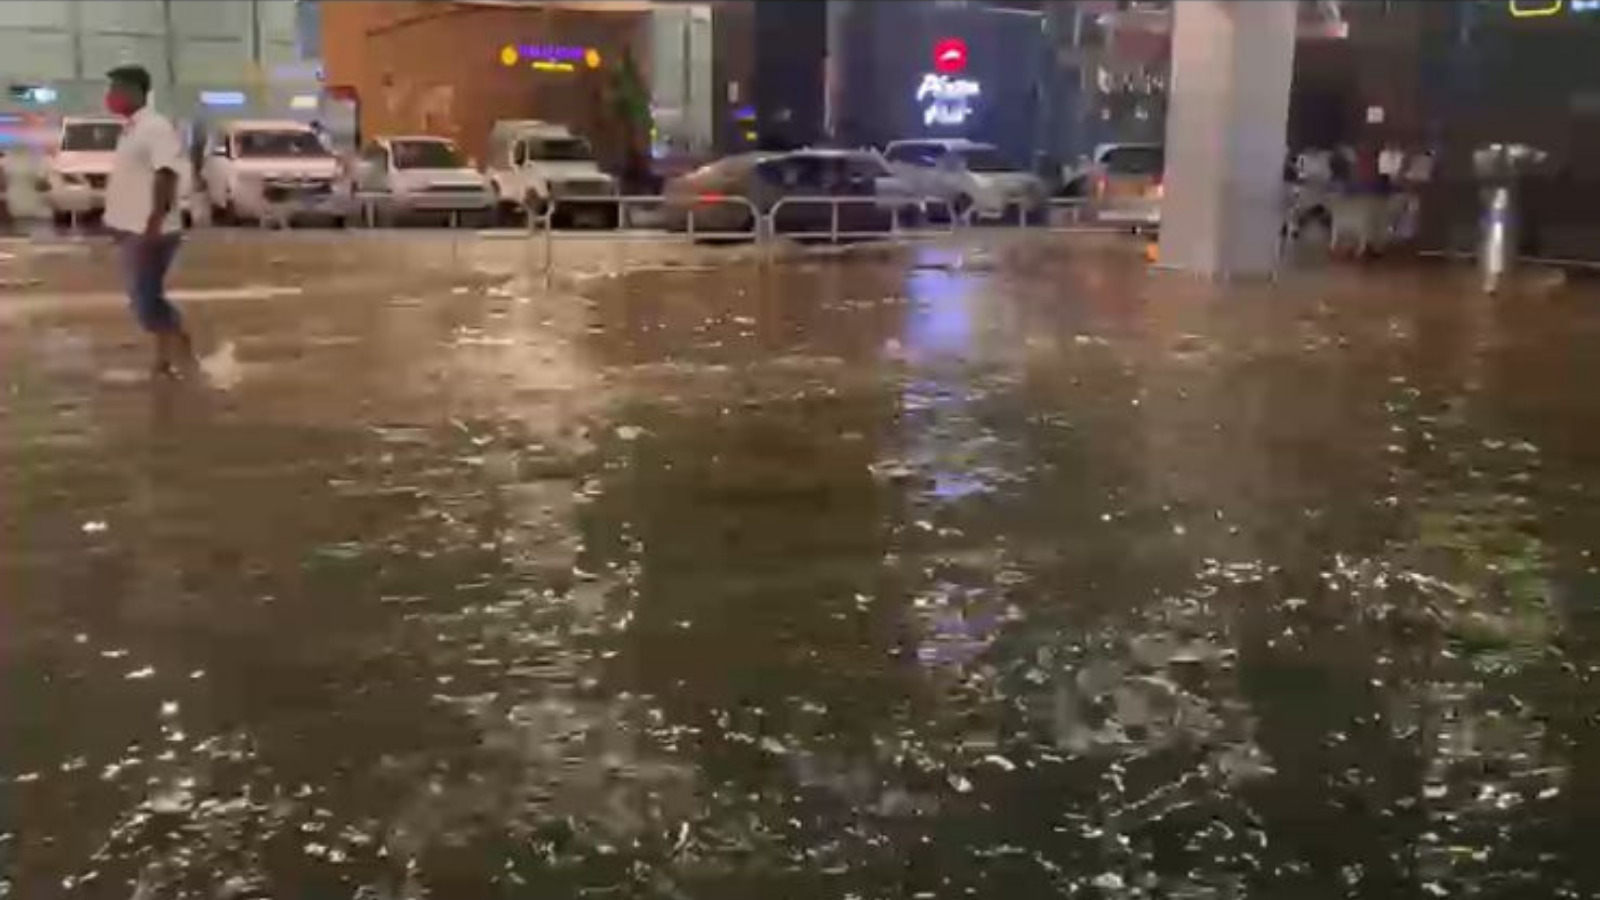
(903, 268), (973, 363)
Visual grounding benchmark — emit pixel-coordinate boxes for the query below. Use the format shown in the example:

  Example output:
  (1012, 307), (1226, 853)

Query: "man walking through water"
(103, 64), (194, 378)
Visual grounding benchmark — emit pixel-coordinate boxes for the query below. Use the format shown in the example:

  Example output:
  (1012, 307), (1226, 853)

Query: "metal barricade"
(765, 195), (958, 246)
(1032, 197), (1095, 231)
(355, 191), (478, 229)
(538, 194), (762, 274)
(900, 197), (960, 238)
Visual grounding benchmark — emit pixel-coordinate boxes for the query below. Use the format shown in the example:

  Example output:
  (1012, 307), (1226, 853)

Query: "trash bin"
(1472, 142), (1546, 294)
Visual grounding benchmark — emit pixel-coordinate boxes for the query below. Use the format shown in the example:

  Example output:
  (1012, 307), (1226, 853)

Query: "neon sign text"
(916, 73), (980, 127)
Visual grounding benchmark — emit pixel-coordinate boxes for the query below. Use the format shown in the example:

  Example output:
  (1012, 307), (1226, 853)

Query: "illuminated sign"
(500, 44), (602, 71)
(289, 93), (318, 111)
(8, 84), (57, 104)
(917, 73), (980, 127)
(1509, 0), (1564, 16)
(933, 37), (968, 74)
(199, 90), (247, 107)
(1573, 0), (1599, 11)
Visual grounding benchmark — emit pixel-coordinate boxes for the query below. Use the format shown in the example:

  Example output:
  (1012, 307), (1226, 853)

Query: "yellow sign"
(532, 60), (576, 73)
(584, 48), (602, 70)
(499, 45), (520, 67)
(1509, 0), (1564, 17)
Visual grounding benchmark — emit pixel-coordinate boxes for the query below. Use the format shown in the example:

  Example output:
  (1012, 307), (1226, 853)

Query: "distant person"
(309, 119), (332, 152)
(102, 64), (195, 378)
(1330, 144), (1354, 191)
(1378, 141), (1406, 193)
(0, 150), (10, 230)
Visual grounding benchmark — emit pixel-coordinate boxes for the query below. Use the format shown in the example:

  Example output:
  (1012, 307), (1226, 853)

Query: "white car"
(44, 116), (121, 225)
(883, 138), (1046, 222)
(1064, 143), (1165, 228)
(485, 120), (618, 227)
(43, 116), (198, 228)
(352, 136), (493, 225)
(202, 120), (351, 225)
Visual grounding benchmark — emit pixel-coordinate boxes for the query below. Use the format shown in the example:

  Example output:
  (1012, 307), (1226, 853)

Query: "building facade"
(0, 0), (304, 118)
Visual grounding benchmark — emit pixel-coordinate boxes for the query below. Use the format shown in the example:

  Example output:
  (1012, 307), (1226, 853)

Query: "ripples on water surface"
(3, 239), (1600, 898)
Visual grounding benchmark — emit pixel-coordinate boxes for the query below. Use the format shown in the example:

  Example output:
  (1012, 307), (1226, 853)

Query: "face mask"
(105, 91), (135, 117)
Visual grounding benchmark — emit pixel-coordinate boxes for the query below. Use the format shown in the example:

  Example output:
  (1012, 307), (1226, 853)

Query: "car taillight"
(697, 191), (726, 205)
(1095, 173), (1108, 199)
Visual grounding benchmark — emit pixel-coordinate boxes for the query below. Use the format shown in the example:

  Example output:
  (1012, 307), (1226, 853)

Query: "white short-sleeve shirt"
(104, 106), (185, 235)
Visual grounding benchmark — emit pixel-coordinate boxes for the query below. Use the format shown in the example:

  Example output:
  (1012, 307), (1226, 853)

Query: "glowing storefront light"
(501, 43), (603, 72)
(1509, 0), (1564, 17)
(917, 74), (980, 127)
(8, 84), (58, 104)
(199, 90), (247, 107)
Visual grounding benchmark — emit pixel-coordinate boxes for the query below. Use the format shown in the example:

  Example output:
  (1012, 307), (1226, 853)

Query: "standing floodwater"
(3, 233), (1599, 899)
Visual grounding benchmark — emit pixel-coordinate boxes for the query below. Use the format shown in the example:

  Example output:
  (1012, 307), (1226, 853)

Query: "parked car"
(42, 116), (199, 228)
(1065, 143), (1165, 228)
(202, 119), (351, 225)
(351, 136), (493, 225)
(43, 116), (120, 226)
(662, 149), (913, 240)
(485, 120), (618, 227)
(883, 138), (1046, 222)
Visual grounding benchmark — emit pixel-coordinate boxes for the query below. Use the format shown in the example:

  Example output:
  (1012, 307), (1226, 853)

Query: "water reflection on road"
(3, 235), (1599, 898)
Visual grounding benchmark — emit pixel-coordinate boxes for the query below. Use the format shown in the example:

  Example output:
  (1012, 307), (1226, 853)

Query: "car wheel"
(52, 210), (72, 229)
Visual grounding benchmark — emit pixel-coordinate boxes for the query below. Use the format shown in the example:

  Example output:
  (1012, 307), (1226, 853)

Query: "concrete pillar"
(1158, 0), (1297, 278)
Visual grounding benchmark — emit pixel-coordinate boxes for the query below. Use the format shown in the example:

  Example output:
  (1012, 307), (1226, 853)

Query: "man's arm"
(143, 120), (184, 240)
(147, 168), (177, 237)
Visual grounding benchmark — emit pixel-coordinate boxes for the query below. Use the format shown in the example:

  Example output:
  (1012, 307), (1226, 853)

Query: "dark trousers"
(118, 233), (183, 332)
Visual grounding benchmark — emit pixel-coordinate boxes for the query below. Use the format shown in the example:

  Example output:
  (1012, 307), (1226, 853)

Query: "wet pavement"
(4, 231), (1600, 899)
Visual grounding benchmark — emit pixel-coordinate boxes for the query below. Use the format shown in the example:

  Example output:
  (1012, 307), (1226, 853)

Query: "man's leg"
(119, 237), (167, 375)
(130, 235), (192, 375)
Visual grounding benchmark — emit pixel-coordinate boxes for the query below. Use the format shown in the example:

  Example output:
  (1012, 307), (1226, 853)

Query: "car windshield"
(528, 138), (592, 162)
(1104, 146), (1165, 175)
(392, 140), (462, 169)
(958, 147), (1016, 173)
(236, 130), (329, 158)
(61, 122), (120, 152)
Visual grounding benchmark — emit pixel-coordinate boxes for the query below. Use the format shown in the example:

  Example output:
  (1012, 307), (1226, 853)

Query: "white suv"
(883, 138), (1045, 222)
(202, 120), (351, 225)
(485, 120), (618, 227)
(352, 136), (493, 225)
(44, 117), (121, 226)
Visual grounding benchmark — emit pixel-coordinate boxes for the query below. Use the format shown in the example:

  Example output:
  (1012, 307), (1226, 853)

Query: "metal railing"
(354, 191), (490, 229)
(519, 193), (987, 273)
(764, 195), (962, 245)
(1029, 197), (1095, 231)
(535, 194), (763, 273)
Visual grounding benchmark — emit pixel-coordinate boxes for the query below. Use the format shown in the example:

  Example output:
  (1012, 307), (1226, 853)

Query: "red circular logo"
(933, 38), (968, 74)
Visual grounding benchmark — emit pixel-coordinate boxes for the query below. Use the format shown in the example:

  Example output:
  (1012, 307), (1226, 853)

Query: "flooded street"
(4, 232), (1600, 899)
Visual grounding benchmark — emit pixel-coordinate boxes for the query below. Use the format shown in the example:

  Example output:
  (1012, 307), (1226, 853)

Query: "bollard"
(1472, 142), (1546, 295)
(1479, 184), (1516, 295)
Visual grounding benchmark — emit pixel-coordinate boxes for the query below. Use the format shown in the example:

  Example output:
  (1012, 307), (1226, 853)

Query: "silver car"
(1070, 143), (1165, 229)
(352, 136), (493, 225)
(884, 138), (1046, 222)
(663, 149), (914, 239)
